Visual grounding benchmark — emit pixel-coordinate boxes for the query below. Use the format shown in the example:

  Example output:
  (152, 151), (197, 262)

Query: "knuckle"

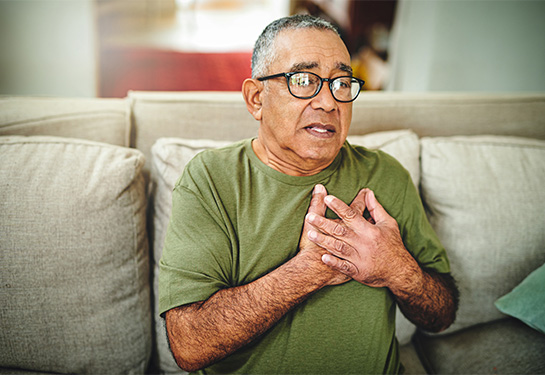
(332, 223), (346, 236)
(334, 239), (348, 255)
(340, 261), (355, 275)
(343, 207), (358, 220)
(334, 240), (344, 253)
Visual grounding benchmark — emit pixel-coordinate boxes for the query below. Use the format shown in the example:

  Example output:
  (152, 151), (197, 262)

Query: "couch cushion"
(420, 135), (545, 334)
(149, 130), (422, 372)
(0, 97), (129, 146)
(413, 318), (545, 374)
(348, 129), (420, 187)
(495, 262), (545, 334)
(129, 91), (258, 176)
(0, 136), (151, 374)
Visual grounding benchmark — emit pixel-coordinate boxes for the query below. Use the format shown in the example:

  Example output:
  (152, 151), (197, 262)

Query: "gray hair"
(251, 14), (340, 79)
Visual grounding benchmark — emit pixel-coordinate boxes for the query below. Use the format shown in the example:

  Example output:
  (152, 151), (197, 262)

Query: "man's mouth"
(304, 124), (336, 138)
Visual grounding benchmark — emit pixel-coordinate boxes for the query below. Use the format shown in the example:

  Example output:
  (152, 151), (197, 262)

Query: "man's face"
(257, 28), (353, 175)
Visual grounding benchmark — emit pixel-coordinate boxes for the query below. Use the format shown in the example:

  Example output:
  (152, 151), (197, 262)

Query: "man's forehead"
(273, 29), (351, 74)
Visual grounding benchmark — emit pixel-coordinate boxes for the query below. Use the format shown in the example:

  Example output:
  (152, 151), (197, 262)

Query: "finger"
(365, 190), (389, 224)
(349, 188), (368, 216)
(322, 254), (357, 278)
(307, 184), (327, 215)
(308, 229), (353, 258)
(324, 194), (359, 222)
(306, 211), (347, 237)
(307, 184), (327, 216)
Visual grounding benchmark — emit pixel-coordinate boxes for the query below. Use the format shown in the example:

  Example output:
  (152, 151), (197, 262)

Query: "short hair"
(251, 14), (341, 79)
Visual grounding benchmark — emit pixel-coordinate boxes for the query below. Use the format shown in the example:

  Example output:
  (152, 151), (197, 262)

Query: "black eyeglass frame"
(257, 71), (365, 103)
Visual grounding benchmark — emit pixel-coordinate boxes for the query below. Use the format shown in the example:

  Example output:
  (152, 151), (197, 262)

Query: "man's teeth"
(312, 127), (328, 133)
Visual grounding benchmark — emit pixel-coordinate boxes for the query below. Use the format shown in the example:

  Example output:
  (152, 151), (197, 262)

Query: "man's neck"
(251, 138), (334, 177)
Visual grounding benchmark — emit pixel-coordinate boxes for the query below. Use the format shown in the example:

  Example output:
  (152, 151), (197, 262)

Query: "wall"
(0, 0), (97, 97)
(387, 0), (545, 92)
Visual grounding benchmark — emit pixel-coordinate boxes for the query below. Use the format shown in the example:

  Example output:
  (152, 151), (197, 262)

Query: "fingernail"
(306, 213), (316, 222)
(314, 184), (325, 193)
(324, 195), (333, 204)
(308, 230), (318, 240)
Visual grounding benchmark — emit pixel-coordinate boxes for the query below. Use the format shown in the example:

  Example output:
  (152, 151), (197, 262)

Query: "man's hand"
(298, 184), (363, 286)
(306, 188), (414, 289)
(305, 188), (458, 332)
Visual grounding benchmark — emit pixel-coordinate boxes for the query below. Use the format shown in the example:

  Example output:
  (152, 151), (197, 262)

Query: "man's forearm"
(391, 263), (459, 333)
(165, 252), (335, 372)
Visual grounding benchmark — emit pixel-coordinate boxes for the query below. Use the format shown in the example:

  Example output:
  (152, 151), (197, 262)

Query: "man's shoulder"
(174, 139), (250, 189)
(185, 139), (249, 170)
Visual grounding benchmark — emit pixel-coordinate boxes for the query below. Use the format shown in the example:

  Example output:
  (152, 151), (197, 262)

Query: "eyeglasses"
(257, 71), (365, 103)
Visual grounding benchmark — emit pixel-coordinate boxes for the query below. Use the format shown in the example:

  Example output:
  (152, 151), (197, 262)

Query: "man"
(159, 14), (458, 374)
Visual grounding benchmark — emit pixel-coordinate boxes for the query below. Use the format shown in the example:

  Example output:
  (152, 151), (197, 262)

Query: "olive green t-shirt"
(159, 139), (450, 374)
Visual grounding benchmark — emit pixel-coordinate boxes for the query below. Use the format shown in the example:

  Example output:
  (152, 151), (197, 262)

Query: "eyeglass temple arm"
(257, 73), (287, 81)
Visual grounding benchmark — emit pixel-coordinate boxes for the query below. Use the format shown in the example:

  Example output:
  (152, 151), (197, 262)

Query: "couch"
(1, 91), (544, 374)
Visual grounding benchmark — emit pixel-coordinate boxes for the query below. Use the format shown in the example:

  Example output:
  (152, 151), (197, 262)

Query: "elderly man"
(159, 14), (458, 374)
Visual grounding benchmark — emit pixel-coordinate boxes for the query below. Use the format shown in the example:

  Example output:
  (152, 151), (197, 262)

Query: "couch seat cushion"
(0, 136), (151, 374)
(413, 318), (545, 374)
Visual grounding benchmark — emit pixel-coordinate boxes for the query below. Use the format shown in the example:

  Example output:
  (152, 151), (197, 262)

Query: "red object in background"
(99, 47), (252, 97)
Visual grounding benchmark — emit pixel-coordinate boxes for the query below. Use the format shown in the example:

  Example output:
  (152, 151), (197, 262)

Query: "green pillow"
(495, 263), (545, 334)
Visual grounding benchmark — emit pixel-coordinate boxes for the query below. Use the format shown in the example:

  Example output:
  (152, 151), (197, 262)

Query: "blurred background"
(0, 0), (544, 97)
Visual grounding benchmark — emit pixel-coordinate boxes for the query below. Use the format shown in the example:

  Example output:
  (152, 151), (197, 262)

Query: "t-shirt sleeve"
(158, 178), (234, 316)
(396, 171), (451, 274)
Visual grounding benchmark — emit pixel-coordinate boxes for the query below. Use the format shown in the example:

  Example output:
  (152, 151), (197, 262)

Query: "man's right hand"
(297, 184), (353, 286)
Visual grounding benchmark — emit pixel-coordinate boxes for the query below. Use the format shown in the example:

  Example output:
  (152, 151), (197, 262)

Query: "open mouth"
(304, 124), (336, 137)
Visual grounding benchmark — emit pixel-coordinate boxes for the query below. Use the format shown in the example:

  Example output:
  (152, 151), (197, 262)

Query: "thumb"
(365, 190), (388, 223)
(308, 184), (327, 216)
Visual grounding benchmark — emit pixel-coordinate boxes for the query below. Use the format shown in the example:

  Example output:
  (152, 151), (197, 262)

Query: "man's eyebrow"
(337, 62), (353, 75)
(289, 62), (318, 72)
(289, 61), (353, 75)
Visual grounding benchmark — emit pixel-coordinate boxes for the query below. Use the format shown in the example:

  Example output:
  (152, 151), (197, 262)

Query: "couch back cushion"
(149, 130), (421, 372)
(420, 135), (545, 334)
(0, 97), (129, 147)
(0, 136), (151, 374)
(130, 91), (545, 181)
(350, 93), (545, 140)
(129, 91), (258, 175)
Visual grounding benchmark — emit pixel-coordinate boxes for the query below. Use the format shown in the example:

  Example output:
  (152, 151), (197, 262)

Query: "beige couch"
(1, 91), (545, 374)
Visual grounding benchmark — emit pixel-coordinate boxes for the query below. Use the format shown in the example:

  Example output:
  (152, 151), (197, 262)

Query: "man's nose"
(310, 83), (338, 112)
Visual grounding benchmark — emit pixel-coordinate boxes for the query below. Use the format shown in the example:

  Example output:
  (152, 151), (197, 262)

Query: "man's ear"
(242, 78), (263, 121)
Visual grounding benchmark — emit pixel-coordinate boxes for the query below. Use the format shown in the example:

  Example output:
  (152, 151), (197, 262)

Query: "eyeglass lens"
(288, 72), (360, 101)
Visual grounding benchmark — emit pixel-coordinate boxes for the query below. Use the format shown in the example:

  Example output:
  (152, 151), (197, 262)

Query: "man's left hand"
(306, 188), (418, 290)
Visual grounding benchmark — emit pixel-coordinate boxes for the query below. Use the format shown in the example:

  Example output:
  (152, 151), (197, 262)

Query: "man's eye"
(333, 78), (351, 90)
(291, 74), (310, 87)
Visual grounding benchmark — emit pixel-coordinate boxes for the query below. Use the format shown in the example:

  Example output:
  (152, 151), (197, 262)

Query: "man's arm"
(165, 184), (352, 372)
(306, 188), (459, 332)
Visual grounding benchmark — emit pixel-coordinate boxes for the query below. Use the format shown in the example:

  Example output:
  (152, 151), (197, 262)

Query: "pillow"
(0, 136), (151, 374)
(150, 130), (421, 373)
(420, 135), (545, 334)
(348, 129), (420, 188)
(150, 138), (232, 373)
(495, 263), (545, 334)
